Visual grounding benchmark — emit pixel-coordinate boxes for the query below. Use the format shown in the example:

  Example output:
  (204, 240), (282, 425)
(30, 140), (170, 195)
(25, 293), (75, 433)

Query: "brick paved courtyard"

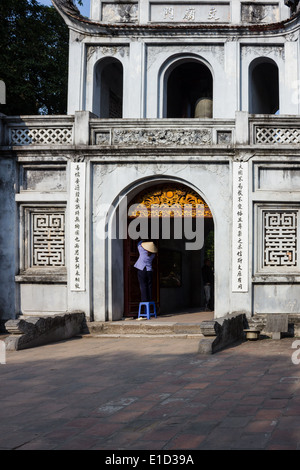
(0, 335), (300, 450)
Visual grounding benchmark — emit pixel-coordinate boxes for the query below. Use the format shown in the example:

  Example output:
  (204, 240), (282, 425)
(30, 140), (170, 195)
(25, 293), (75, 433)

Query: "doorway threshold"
(146, 308), (214, 324)
(84, 309), (214, 338)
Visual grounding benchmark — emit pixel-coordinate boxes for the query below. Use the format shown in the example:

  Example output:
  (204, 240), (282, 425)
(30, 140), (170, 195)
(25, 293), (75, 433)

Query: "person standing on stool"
(134, 241), (158, 302)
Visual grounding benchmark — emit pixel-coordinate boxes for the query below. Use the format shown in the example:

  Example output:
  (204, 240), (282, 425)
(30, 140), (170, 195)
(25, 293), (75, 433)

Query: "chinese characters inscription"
(232, 162), (249, 292)
(183, 8), (195, 21)
(208, 8), (219, 21)
(164, 7), (174, 20)
(70, 162), (86, 291)
(155, 4), (227, 23)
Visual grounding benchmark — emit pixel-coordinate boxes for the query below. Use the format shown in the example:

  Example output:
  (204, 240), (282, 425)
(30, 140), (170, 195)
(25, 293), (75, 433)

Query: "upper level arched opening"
(93, 57), (124, 118)
(249, 57), (279, 114)
(161, 57), (213, 118)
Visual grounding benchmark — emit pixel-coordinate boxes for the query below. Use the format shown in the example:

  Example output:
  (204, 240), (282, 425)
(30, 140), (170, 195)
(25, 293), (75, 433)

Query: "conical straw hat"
(141, 241), (158, 253)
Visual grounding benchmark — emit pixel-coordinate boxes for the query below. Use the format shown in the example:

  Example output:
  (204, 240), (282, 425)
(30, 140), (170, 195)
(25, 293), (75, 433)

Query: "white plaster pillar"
(232, 161), (249, 293)
(139, 0), (149, 23)
(90, 0), (101, 20)
(69, 161), (86, 292)
(223, 39), (240, 118)
(67, 160), (92, 319)
(67, 30), (86, 115)
(235, 111), (249, 145)
(74, 111), (96, 145)
(124, 41), (146, 118)
(281, 39), (299, 115)
(280, 1), (291, 21)
(231, 1), (241, 23)
(229, 158), (252, 317)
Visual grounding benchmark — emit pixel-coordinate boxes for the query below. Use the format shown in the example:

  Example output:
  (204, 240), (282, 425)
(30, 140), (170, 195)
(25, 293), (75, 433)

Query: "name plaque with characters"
(150, 3), (231, 23)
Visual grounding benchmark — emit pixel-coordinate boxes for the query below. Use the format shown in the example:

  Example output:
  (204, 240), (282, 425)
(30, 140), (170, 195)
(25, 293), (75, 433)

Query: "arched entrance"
(123, 182), (214, 317)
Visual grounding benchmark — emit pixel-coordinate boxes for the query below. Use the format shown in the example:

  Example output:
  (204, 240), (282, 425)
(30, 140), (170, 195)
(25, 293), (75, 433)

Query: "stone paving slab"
(0, 335), (300, 450)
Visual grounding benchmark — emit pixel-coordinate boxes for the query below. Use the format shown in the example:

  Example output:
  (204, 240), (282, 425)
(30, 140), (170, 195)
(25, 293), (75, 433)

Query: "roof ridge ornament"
(51, 0), (82, 18)
(285, 0), (300, 14)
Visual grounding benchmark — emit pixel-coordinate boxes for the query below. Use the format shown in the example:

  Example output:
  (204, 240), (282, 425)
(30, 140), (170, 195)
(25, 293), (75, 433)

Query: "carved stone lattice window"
(20, 207), (66, 271)
(263, 210), (297, 268)
(31, 211), (65, 267)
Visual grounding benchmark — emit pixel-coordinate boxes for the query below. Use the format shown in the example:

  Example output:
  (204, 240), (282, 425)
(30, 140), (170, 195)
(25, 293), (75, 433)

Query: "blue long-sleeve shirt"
(134, 241), (155, 271)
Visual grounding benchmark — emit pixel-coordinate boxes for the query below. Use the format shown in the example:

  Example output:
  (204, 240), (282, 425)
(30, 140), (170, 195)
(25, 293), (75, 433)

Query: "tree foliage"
(0, 0), (69, 115)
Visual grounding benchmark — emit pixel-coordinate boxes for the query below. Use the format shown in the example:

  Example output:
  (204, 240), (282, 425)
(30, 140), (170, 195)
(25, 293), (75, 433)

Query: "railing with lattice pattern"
(3, 116), (74, 146)
(9, 127), (73, 145)
(255, 126), (300, 145)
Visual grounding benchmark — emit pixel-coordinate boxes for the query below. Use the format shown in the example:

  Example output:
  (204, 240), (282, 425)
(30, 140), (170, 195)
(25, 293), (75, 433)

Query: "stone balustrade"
(2, 112), (300, 148)
(250, 116), (300, 145)
(1, 115), (75, 147)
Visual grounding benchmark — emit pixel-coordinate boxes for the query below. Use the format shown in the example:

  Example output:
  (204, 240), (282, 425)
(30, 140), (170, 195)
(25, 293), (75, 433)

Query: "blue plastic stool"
(138, 301), (157, 320)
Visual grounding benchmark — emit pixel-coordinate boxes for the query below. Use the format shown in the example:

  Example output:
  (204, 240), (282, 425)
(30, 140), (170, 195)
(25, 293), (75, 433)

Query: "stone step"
(84, 320), (204, 337)
(82, 333), (204, 339)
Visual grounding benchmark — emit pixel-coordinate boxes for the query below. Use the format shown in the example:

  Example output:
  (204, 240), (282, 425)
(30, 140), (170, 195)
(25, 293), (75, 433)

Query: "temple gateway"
(1, 0), (300, 334)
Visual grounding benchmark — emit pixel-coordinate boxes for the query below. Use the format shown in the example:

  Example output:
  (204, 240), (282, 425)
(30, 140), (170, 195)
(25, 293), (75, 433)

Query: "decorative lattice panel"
(31, 212), (65, 267)
(10, 127), (73, 145)
(264, 211), (297, 267)
(256, 127), (300, 145)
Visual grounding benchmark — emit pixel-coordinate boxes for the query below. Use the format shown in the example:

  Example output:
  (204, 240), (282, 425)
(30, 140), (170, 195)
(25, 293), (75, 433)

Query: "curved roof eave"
(51, 0), (300, 37)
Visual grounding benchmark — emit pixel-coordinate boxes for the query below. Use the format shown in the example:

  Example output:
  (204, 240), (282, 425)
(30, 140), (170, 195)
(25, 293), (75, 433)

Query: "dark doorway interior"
(166, 61), (213, 118)
(123, 218), (214, 317)
(159, 217), (214, 314)
(249, 60), (279, 114)
(98, 59), (123, 118)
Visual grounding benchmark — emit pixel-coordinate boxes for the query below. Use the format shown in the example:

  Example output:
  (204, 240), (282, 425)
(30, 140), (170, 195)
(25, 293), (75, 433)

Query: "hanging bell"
(194, 98), (213, 118)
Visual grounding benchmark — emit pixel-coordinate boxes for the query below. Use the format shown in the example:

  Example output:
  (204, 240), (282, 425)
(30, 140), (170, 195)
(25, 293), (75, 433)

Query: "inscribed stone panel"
(101, 2), (138, 22)
(22, 166), (67, 192)
(258, 166), (300, 191)
(241, 3), (280, 23)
